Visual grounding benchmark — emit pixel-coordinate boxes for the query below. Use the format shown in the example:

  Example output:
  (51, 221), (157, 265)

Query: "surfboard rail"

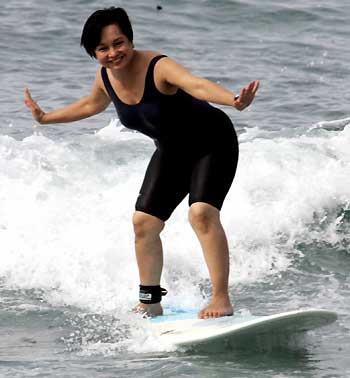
(151, 308), (337, 347)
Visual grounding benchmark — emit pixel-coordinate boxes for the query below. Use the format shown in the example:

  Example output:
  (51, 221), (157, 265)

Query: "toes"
(198, 308), (222, 319)
(198, 304), (234, 319)
(198, 308), (211, 319)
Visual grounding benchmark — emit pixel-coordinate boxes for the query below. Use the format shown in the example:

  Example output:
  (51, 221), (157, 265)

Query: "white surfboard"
(151, 308), (337, 348)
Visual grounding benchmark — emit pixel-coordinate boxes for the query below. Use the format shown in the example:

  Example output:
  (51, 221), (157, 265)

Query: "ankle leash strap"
(139, 285), (168, 304)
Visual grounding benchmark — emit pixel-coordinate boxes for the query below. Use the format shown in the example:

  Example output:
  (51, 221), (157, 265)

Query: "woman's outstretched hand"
(233, 80), (260, 111)
(24, 88), (46, 123)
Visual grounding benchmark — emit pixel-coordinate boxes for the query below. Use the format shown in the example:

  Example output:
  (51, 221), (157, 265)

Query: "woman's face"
(95, 23), (134, 70)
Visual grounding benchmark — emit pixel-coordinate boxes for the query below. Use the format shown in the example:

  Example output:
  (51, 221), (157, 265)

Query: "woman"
(25, 7), (259, 319)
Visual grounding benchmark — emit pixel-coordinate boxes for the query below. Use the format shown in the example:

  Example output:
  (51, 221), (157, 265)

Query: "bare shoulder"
(151, 54), (185, 93)
(93, 68), (110, 98)
(153, 55), (198, 90)
(154, 55), (190, 76)
(141, 50), (163, 58)
(136, 50), (167, 64)
(94, 68), (106, 89)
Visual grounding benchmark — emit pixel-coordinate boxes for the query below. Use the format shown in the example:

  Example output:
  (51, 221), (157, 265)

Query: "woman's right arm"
(24, 71), (111, 124)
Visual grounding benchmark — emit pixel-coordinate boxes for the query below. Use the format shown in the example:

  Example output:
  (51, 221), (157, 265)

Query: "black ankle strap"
(139, 285), (168, 304)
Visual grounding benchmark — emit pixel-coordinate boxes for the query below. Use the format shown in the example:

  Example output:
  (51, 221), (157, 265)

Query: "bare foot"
(132, 302), (163, 317)
(198, 294), (234, 319)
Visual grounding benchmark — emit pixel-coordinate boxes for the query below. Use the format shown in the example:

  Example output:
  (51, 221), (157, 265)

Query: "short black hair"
(81, 7), (133, 58)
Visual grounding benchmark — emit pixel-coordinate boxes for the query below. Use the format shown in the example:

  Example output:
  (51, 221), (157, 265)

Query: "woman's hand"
(24, 88), (46, 123)
(233, 80), (260, 111)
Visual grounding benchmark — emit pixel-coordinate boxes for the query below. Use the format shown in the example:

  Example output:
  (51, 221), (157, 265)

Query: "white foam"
(1, 118), (349, 352)
(308, 117), (350, 132)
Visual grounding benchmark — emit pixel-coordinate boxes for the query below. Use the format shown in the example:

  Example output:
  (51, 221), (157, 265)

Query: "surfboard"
(150, 308), (337, 349)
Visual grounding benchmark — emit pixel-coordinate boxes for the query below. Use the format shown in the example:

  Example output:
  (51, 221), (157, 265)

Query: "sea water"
(1, 0), (349, 377)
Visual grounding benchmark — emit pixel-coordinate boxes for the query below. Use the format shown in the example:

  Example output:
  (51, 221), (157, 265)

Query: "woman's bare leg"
(132, 211), (165, 317)
(188, 202), (233, 319)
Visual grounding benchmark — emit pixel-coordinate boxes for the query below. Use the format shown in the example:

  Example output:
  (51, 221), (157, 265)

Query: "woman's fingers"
(244, 81), (259, 100)
(24, 88), (37, 109)
(241, 81), (259, 101)
(24, 88), (31, 106)
(251, 80), (260, 95)
(24, 88), (45, 122)
(25, 87), (32, 102)
(234, 80), (259, 111)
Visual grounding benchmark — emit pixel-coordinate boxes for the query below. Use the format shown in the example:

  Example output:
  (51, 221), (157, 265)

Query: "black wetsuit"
(101, 55), (239, 221)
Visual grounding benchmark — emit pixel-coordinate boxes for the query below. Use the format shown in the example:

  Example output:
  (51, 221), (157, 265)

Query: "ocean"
(1, 0), (349, 376)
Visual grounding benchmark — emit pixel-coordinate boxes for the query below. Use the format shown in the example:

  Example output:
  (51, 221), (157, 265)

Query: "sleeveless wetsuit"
(101, 55), (239, 221)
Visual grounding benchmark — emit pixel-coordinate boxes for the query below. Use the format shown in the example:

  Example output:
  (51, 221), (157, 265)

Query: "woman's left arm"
(156, 57), (259, 111)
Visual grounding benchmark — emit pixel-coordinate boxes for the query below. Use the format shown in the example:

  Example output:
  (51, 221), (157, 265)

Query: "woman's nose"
(108, 46), (119, 57)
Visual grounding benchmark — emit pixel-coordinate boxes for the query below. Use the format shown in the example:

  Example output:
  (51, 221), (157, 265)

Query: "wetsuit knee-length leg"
(189, 132), (239, 210)
(135, 147), (190, 221)
(135, 128), (239, 221)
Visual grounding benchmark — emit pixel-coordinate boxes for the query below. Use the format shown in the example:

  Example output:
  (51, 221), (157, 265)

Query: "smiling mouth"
(109, 55), (125, 64)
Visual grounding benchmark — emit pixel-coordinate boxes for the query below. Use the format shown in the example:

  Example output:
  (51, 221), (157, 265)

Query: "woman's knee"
(188, 203), (220, 234)
(133, 211), (164, 239)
